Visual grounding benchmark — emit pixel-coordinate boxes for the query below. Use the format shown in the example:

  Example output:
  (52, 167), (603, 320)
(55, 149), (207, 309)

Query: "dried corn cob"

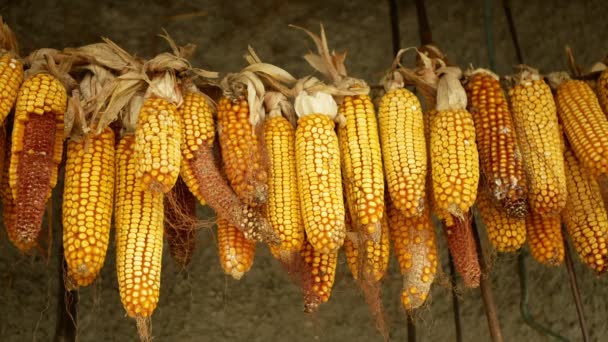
(63, 128), (115, 287)
(179, 86), (216, 205)
(115, 135), (164, 318)
(134, 95), (182, 193)
(476, 183), (526, 252)
(562, 146), (608, 273)
(0, 18), (23, 124)
(554, 77), (608, 177)
(164, 176), (198, 268)
(1, 124), (15, 238)
(217, 95), (268, 206)
(508, 68), (566, 216)
(217, 216), (256, 280)
(344, 208), (390, 282)
(388, 202), (437, 310)
(294, 91), (345, 254)
(264, 94), (304, 259)
(9, 72), (66, 251)
(465, 69), (527, 217)
(378, 87), (427, 217)
(526, 211), (564, 266)
(301, 237), (338, 313)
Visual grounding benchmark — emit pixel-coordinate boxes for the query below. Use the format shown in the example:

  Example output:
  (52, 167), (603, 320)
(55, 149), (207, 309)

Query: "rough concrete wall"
(0, 0), (607, 341)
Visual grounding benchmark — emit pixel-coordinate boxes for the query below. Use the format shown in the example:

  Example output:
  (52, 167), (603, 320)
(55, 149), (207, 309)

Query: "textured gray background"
(1, 0), (608, 341)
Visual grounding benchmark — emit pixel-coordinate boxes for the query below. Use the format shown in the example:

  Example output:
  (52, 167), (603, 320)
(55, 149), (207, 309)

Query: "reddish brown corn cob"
(555, 78), (608, 177)
(388, 199), (437, 310)
(562, 146), (608, 273)
(217, 95), (268, 206)
(217, 216), (256, 280)
(63, 128), (115, 287)
(526, 211), (564, 266)
(115, 135), (165, 318)
(476, 183), (526, 252)
(465, 70), (527, 217)
(9, 73), (66, 251)
(164, 176), (198, 268)
(1, 125), (15, 238)
(378, 88), (427, 217)
(508, 68), (566, 216)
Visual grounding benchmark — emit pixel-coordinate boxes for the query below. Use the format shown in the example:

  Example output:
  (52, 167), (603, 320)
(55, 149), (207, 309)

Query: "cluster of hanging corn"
(4, 17), (608, 340)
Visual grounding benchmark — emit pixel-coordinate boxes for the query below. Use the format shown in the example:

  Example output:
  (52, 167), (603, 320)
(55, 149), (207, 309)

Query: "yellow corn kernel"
(526, 212), (564, 266)
(338, 94), (384, 236)
(1, 126), (15, 240)
(343, 209), (390, 282)
(115, 135), (164, 318)
(180, 160), (206, 206)
(264, 116), (304, 258)
(509, 75), (566, 216)
(217, 216), (256, 280)
(0, 51), (23, 123)
(301, 238), (338, 313)
(217, 96), (268, 206)
(388, 202), (437, 310)
(9, 73), (66, 251)
(556, 79), (608, 177)
(597, 69), (608, 117)
(296, 114), (345, 254)
(63, 128), (115, 287)
(465, 71), (527, 217)
(429, 109), (479, 218)
(134, 96), (182, 193)
(378, 88), (427, 218)
(562, 147), (608, 273)
(179, 90), (215, 159)
(476, 184), (526, 252)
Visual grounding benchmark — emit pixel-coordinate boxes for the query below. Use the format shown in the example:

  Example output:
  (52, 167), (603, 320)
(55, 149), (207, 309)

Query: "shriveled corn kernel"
(430, 109), (479, 218)
(338, 94), (385, 234)
(388, 202), (437, 310)
(264, 116), (304, 258)
(301, 238), (338, 313)
(343, 209), (390, 281)
(466, 71), (527, 217)
(134, 97), (182, 193)
(562, 147), (608, 274)
(556, 79), (608, 177)
(63, 128), (115, 287)
(9, 73), (66, 251)
(378, 88), (427, 217)
(217, 96), (268, 206)
(509, 75), (566, 216)
(115, 135), (164, 318)
(526, 212), (564, 266)
(217, 216), (256, 280)
(476, 184), (526, 252)
(0, 52), (23, 123)
(296, 114), (345, 254)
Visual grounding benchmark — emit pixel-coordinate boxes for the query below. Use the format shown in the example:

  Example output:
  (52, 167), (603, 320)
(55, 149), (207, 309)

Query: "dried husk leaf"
(264, 91), (296, 127)
(64, 38), (141, 72)
(0, 16), (19, 55)
(294, 90), (338, 120)
(435, 66), (467, 111)
(25, 49), (78, 92)
(220, 71), (267, 128)
(546, 71), (571, 90)
(463, 67), (499, 81)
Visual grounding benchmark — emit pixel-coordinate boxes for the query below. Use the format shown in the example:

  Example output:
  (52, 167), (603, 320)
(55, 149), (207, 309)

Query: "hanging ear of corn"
(115, 134), (164, 318)
(553, 76), (608, 177)
(1, 123), (15, 239)
(264, 93), (304, 260)
(134, 85), (182, 193)
(178, 84), (216, 206)
(217, 216), (256, 280)
(296, 24), (384, 239)
(526, 211), (564, 266)
(217, 74), (268, 207)
(294, 90), (345, 254)
(0, 18), (23, 124)
(63, 128), (115, 287)
(562, 146), (608, 273)
(388, 201), (437, 310)
(465, 69), (527, 217)
(378, 85), (427, 218)
(301, 237), (338, 313)
(9, 72), (67, 251)
(508, 67), (566, 216)
(476, 182), (526, 252)
(164, 176), (198, 268)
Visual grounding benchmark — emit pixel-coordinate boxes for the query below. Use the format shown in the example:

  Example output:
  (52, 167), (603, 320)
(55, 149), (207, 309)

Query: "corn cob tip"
(239, 206), (280, 244)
